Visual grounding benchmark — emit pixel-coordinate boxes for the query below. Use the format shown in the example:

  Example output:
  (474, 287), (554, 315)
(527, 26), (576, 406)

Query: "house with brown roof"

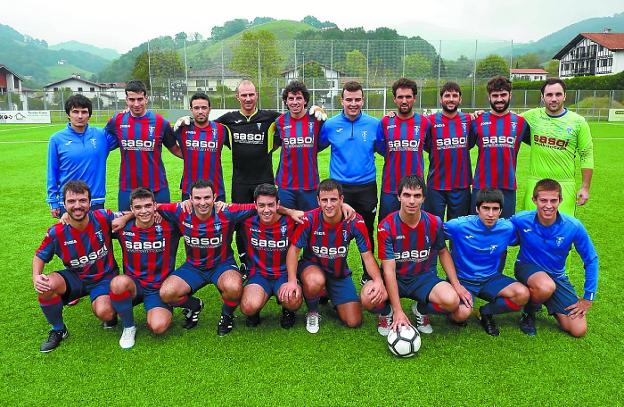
(553, 31), (624, 78)
(510, 68), (549, 81)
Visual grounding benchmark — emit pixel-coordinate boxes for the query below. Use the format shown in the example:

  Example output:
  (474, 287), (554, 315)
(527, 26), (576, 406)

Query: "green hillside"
(46, 64), (94, 83)
(49, 40), (120, 61)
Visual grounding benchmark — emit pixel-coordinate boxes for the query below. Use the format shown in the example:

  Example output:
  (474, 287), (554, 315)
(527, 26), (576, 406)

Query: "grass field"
(1, 120), (623, 406)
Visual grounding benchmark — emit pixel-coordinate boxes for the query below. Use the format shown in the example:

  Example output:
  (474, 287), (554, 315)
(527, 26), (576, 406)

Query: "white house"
(187, 68), (244, 93)
(510, 68), (549, 81)
(0, 64), (27, 109)
(43, 75), (124, 107)
(554, 31), (624, 78)
(281, 61), (344, 90)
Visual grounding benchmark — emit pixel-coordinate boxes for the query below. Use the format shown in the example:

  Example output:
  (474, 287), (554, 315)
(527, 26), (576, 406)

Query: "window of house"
(77, 87), (83, 92)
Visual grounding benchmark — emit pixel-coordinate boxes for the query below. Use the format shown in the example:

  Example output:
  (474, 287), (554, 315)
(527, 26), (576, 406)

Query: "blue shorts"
(171, 259), (239, 294)
(127, 277), (172, 312)
(424, 188), (471, 221)
(459, 274), (517, 302)
(297, 260), (359, 306)
(471, 188), (516, 219)
(278, 188), (318, 211)
(118, 187), (171, 211)
(182, 192), (225, 203)
(515, 263), (578, 315)
(58, 270), (115, 304)
(246, 273), (288, 297)
(397, 272), (444, 303)
(378, 191), (400, 223)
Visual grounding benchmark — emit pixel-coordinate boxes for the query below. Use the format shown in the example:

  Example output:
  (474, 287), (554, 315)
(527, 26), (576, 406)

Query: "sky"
(2, 0), (621, 53)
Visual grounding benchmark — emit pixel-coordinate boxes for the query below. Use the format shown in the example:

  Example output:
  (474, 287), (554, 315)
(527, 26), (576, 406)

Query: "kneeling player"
(377, 175), (470, 335)
(110, 188), (180, 348)
(281, 179), (387, 334)
(240, 184), (302, 328)
(444, 188), (529, 336)
(33, 181), (119, 352)
(512, 179), (598, 337)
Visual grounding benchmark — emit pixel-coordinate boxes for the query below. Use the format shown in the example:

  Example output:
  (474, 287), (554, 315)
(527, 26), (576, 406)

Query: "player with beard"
(470, 76), (530, 219)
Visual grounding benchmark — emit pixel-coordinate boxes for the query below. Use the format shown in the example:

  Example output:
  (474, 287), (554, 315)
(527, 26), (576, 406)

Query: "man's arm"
(163, 124), (183, 159)
(32, 256), (51, 294)
(46, 139), (61, 218)
(277, 205), (305, 224)
(278, 245), (302, 303)
(361, 251), (387, 307)
(439, 248), (473, 308)
(381, 260), (410, 330)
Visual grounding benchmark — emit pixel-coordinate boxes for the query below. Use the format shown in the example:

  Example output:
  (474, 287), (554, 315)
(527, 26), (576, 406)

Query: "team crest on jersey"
(280, 225), (288, 236)
(148, 126), (155, 138)
(256, 123), (262, 130)
(214, 222), (221, 232)
(155, 224), (163, 235)
(461, 122), (467, 133)
(511, 122), (517, 132)
(361, 130), (368, 141)
(90, 138), (97, 148)
(342, 229), (349, 242)
(414, 125), (420, 133)
(212, 129), (218, 139)
(309, 122), (314, 132)
(95, 230), (104, 243)
(566, 127), (573, 135)
(489, 244), (498, 254)
(555, 236), (565, 247)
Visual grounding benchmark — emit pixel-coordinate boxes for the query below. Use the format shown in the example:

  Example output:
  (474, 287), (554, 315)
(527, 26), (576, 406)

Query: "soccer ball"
(387, 325), (421, 357)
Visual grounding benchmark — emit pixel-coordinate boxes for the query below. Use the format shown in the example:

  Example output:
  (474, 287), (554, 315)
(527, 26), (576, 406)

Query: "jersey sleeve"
(267, 122), (278, 153)
(224, 203), (257, 223)
(158, 203), (182, 224)
(46, 137), (60, 208)
(351, 216), (372, 253)
(443, 219), (459, 240)
(222, 124), (232, 149)
(162, 122), (177, 149)
(35, 228), (58, 263)
(291, 216), (312, 249)
(577, 119), (594, 170)
(431, 219), (446, 251)
(573, 222), (599, 300)
(521, 118), (531, 145)
(377, 222), (395, 261)
(318, 123), (330, 150)
(375, 120), (386, 155)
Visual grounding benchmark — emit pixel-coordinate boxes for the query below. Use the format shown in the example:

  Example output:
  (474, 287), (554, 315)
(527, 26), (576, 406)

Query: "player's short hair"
(398, 175), (427, 196)
(64, 94), (92, 117)
(342, 81), (363, 98)
(254, 183), (278, 201)
(318, 178), (343, 197)
(540, 77), (567, 95)
(190, 92), (211, 108)
(130, 187), (155, 206)
(532, 178), (562, 200)
(486, 76), (512, 94)
(392, 78), (418, 97)
(190, 179), (215, 196)
(63, 180), (91, 202)
(125, 80), (147, 96)
(282, 80), (310, 107)
(440, 81), (462, 97)
(236, 79), (256, 95)
(476, 188), (504, 210)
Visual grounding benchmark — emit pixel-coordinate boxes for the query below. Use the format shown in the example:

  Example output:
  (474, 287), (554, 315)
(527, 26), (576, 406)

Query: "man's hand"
(363, 279), (387, 307)
(174, 115), (192, 132)
(214, 201), (229, 213)
(390, 308), (411, 332)
(58, 212), (70, 225)
(309, 105), (327, 121)
(33, 274), (52, 294)
(289, 210), (305, 224)
(341, 202), (356, 221)
(453, 283), (473, 309)
(576, 186), (590, 206)
(50, 208), (61, 218)
(565, 298), (592, 319)
(278, 281), (300, 303)
(180, 199), (193, 214)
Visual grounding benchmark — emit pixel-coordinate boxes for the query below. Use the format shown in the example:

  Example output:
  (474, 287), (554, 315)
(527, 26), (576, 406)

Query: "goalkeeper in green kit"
(521, 78), (594, 216)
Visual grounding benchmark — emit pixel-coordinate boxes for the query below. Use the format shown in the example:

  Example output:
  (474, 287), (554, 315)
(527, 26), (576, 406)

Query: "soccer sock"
(481, 297), (522, 315)
(305, 296), (320, 313)
(172, 295), (201, 310)
(417, 301), (447, 315)
(222, 299), (238, 316)
(375, 302), (392, 315)
(523, 301), (542, 314)
(38, 295), (64, 331)
(110, 291), (134, 328)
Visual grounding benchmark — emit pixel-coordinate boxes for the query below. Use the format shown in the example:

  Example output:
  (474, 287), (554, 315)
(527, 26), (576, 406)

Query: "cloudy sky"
(2, 0), (620, 52)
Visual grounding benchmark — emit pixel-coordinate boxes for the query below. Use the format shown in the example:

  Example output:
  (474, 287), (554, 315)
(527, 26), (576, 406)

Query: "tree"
(230, 30), (283, 84)
(403, 53), (431, 79)
(299, 61), (330, 89)
(211, 19), (249, 41)
(190, 32), (203, 42)
(175, 32), (187, 43)
(344, 49), (367, 77)
(476, 54), (509, 79)
(515, 53), (541, 69)
(445, 55), (474, 79)
(132, 50), (184, 89)
(544, 60), (560, 77)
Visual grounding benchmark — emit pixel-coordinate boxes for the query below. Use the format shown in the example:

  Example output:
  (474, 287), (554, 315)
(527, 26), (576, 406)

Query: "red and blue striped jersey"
(275, 112), (321, 191)
(292, 208), (371, 278)
(471, 112), (530, 190)
(425, 112), (474, 190)
(36, 209), (119, 283)
(377, 210), (445, 277)
(159, 203), (255, 270)
(175, 122), (230, 196)
(379, 114), (430, 194)
(115, 219), (180, 289)
(242, 215), (297, 280)
(106, 111), (177, 192)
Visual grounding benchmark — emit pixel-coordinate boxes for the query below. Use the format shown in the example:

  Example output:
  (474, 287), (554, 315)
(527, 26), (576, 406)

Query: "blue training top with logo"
(444, 215), (517, 281)
(511, 210), (598, 300)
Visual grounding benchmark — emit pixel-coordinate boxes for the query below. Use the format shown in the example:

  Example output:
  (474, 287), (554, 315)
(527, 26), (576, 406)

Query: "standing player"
(47, 94), (118, 217)
(281, 179), (387, 334)
(471, 76), (530, 219)
(521, 78), (594, 215)
(176, 92), (230, 202)
(424, 81), (475, 221)
(239, 184), (302, 328)
(274, 80), (322, 211)
(444, 188), (530, 336)
(512, 179), (598, 337)
(33, 181), (120, 352)
(109, 188), (180, 349)
(106, 80), (182, 211)
(377, 175), (471, 335)
(378, 78), (430, 222)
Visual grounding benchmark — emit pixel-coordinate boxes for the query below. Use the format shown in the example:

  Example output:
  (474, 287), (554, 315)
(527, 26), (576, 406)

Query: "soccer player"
(377, 175), (471, 335)
(158, 179), (303, 335)
(239, 184), (302, 328)
(175, 92), (230, 202)
(471, 76), (530, 219)
(521, 78), (594, 216)
(512, 179), (598, 337)
(378, 78), (430, 222)
(274, 80), (323, 211)
(47, 94), (118, 217)
(444, 188), (530, 336)
(424, 81), (475, 221)
(281, 179), (387, 334)
(33, 181), (120, 352)
(106, 80), (182, 211)
(319, 81), (384, 279)
(109, 188), (180, 349)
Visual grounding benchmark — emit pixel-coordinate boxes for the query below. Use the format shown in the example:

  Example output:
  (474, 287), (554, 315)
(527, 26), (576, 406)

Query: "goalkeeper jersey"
(521, 108), (594, 182)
